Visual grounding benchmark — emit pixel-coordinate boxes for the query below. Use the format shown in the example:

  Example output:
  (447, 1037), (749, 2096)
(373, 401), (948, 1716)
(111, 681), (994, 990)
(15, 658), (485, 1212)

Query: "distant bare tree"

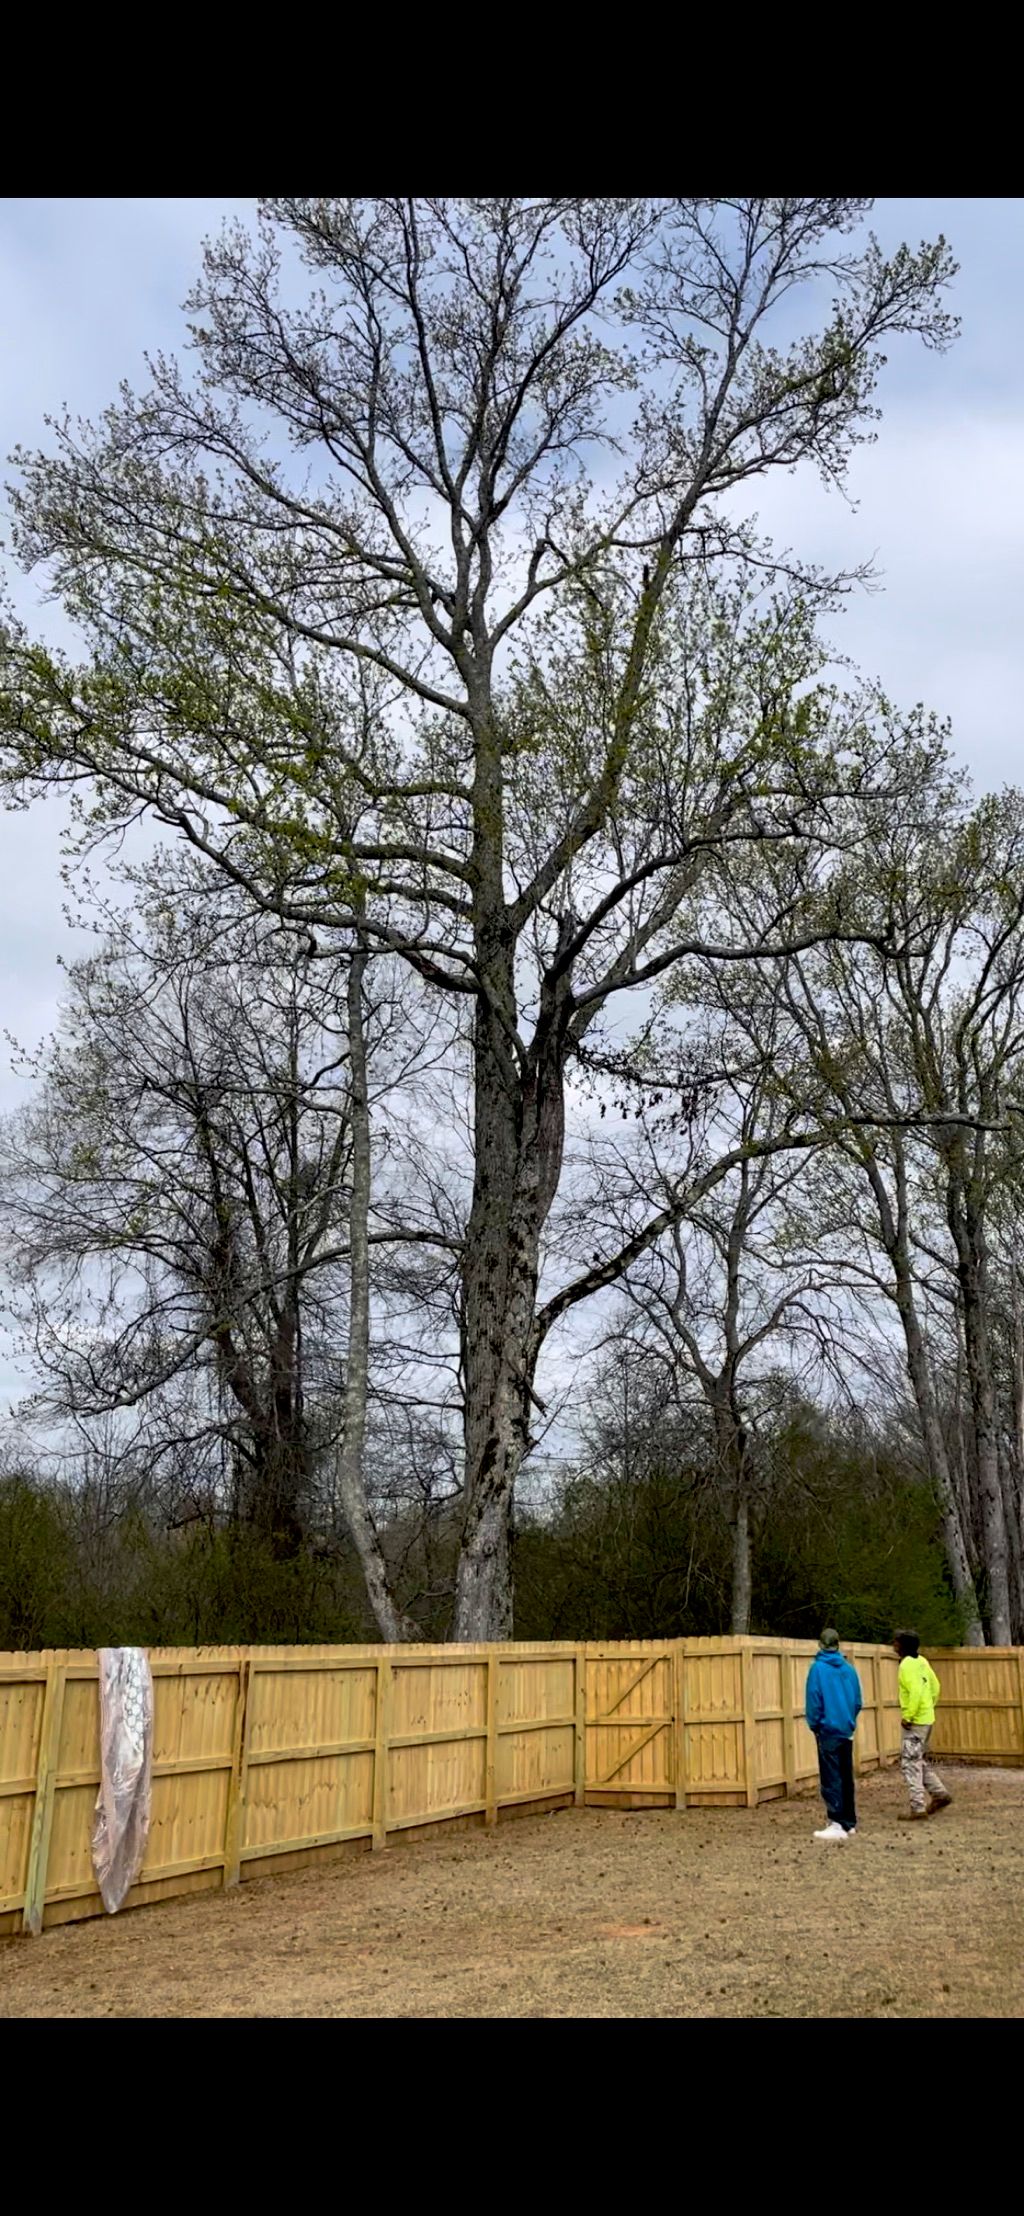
(580, 975), (854, 1631)
(729, 776), (1024, 1642)
(0, 858), (453, 1633)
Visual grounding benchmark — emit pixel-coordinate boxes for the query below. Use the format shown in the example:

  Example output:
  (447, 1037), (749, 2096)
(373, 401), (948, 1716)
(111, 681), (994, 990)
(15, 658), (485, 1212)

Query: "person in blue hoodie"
(804, 1627), (863, 1842)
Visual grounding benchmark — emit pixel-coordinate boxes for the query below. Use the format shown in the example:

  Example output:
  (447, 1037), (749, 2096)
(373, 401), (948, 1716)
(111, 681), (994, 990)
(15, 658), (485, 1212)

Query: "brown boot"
(927, 1792), (953, 1814)
(899, 1807), (929, 1821)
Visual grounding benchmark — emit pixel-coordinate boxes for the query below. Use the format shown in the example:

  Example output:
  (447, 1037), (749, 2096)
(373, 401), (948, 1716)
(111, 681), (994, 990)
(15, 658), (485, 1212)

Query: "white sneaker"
(813, 1821), (849, 1842)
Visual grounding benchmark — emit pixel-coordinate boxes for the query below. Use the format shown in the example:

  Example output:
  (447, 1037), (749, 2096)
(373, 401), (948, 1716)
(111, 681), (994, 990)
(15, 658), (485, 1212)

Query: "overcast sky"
(1, 197), (1023, 1411)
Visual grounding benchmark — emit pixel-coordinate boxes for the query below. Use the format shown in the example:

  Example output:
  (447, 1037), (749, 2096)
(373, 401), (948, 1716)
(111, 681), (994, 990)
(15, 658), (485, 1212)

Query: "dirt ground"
(2, 1763), (1021, 2017)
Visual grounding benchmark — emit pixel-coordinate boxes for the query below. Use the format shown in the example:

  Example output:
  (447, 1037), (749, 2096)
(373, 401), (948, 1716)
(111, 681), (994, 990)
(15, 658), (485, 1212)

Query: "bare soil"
(2, 1764), (1021, 2017)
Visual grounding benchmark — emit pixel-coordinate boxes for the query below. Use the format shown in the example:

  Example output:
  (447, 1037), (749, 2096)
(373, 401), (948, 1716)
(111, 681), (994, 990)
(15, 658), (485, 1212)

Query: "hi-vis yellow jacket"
(898, 1655), (940, 1726)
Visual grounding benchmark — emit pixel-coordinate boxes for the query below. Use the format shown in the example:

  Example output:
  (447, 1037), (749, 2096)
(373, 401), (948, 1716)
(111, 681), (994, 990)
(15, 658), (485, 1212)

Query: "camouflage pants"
(900, 1723), (947, 1813)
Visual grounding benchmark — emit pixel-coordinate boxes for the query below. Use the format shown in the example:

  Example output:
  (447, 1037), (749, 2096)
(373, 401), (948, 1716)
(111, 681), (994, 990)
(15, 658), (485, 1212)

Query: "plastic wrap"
(91, 1647), (154, 1914)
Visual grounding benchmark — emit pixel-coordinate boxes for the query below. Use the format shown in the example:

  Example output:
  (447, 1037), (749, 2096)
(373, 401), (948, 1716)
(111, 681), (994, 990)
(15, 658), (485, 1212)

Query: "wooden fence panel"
(242, 1656), (377, 1865)
(929, 1648), (1024, 1764)
(496, 1652), (576, 1808)
(583, 1643), (676, 1804)
(388, 1655), (489, 1829)
(849, 1646), (880, 1766)
(752, 1646), (786, 1798)
(689, 1638), (906, 1807)
(682, 1641), (746, 1803)
(876, 1652), (903, 1760)
(786, 1645), (820, 1792)
(0, 1660), (48, 1920)
(46, 1657), (244, 1925)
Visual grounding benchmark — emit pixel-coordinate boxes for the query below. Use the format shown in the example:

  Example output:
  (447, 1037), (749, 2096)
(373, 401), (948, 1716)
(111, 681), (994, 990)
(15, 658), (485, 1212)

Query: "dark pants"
(816, 1731), (856, 1831)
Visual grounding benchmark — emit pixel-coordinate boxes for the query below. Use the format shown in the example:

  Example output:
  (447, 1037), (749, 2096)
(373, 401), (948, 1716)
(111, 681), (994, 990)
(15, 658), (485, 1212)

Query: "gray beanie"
(819, 1626), (840, 1650)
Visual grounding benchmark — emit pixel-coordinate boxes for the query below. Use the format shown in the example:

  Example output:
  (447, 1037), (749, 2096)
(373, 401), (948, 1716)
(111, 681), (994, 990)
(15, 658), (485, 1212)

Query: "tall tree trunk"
(950, 1190), (1012, 1644)
(454, 1079), (546, 1640)
(1010, 1255), (1024, 1641)
(453, 906), (569, 1641)
(714, 1398), (753, 1637)
(950, 1326), (979, 1569)
(264, 1303), (307, 1556)
(895, 1287), (984, 1644)
(857, 1140), (983, 1642)
(222, 1320), (305, 1558)
(998, 1442), (1024, 1644)
(730, 1478), (752, 1637)
(336, 939), (420, 1643)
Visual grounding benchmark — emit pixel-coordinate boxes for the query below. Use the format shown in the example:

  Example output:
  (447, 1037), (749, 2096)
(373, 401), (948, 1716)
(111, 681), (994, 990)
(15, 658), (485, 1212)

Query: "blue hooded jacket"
(805, 1649), (863, 1738)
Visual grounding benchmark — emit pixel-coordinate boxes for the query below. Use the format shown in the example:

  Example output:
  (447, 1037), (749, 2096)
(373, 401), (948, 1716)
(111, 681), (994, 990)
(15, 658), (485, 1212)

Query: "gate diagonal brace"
(599, 1653), (664, 1721)
(596, 1718), (671, 1787)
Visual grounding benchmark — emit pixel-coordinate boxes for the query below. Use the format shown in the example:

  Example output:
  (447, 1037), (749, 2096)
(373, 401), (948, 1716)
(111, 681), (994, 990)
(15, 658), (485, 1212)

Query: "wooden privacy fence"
(922, 1645), (1024, 1764)
(1, 1636), (1020, 1937)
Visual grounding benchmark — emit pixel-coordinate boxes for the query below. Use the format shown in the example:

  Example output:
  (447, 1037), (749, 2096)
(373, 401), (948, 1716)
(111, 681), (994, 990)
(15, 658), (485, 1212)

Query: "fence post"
(23, 1657), (67, 1937)
(223, 1652), (251, 1888)
(873, 1652), (886, 1771)
(485, 1650), (499, 1825)
(781, 1648), (796, 1799)
(574, 1646), (587, 1807)
(372, 1656), (393, 1850)
(1017, 1651), (1024, 1765)
(672, 1641), (687, 1811)
(740, 1643), (758, 1808)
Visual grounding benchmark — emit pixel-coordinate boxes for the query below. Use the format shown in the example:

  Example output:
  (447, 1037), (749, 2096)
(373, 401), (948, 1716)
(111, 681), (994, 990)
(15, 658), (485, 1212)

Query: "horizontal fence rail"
(1, 1637), (1020, 1937)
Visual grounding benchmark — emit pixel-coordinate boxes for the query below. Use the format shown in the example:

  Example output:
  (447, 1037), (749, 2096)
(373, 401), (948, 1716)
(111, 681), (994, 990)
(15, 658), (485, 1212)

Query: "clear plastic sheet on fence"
(91, 1647), (154, 1914)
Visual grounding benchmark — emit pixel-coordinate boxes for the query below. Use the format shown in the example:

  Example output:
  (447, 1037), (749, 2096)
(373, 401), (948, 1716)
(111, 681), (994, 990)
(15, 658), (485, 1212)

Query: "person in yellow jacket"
(893, 1629), (952, 1820)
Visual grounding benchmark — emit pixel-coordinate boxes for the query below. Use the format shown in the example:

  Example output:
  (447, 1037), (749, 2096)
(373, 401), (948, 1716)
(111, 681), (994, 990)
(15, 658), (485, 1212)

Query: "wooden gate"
(583, 1643), (680, 1806)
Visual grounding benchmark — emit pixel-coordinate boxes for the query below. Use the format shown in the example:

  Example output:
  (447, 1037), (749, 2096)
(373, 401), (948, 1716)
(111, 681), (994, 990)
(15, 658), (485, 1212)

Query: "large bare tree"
(1, 198), (957, 1635)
